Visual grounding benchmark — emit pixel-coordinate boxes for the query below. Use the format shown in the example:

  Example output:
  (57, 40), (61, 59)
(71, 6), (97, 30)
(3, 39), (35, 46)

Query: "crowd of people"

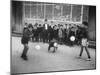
(23, 21), (88, 46)
(21, 20), (91, 61)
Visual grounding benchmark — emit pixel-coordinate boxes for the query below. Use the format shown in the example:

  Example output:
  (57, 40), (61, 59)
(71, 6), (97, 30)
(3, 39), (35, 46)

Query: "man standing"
(32, 24), (38, 42)
(58, 25), (64, 44)
(38, 24), (43, 42)
(43, 19), (49, 43)
(64, 24), (70, 44)
(48, 25), (54, 42)
(53, 25), (58, 40)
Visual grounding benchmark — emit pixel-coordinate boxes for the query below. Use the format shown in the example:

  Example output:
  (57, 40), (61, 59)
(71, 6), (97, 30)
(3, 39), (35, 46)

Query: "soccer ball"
(70, 36), (75, 41)
(54, 42), (58, 47)
(35, 45), (41, 50)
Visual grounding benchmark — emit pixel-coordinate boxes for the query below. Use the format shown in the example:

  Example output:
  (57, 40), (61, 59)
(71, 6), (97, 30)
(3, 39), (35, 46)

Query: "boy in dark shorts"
(21, 24), (33, 60)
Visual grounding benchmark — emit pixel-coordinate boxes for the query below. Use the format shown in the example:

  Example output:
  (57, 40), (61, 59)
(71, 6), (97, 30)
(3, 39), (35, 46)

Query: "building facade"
(11, 1), (96, 41)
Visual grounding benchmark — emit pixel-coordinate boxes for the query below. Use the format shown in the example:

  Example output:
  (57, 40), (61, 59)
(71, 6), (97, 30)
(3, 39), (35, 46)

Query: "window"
(23, 2), (85, 23)
(31, 3), (37, 18)
(62, 4), (71, 21)
(45, 4), (53, 20)
(25, 5), (30, 18)
(54, 4), (62, 20)
(83, 6), (89, 22)
(37, 3), (44, 19)
(72, 5), (82, 22)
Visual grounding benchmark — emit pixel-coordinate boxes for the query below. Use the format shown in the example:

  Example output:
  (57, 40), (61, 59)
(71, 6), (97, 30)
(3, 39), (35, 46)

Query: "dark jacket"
(21, 28), (32, 44)
(53, 29), (58, 39)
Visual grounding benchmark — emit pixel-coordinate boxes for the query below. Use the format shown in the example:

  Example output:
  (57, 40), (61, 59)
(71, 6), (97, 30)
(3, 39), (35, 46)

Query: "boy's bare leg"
(79, 46), (84, 57)
(85, 47), (91, 59)
(48, 46), (51, 52)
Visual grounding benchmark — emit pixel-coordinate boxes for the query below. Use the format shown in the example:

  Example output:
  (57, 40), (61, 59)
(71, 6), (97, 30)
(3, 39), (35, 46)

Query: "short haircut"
(28, 24), (33, 28)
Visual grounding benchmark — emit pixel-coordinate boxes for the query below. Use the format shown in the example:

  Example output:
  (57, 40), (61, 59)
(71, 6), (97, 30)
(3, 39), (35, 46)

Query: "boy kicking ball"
(78, 22), (91, 61)
(48, 38), (58, 53)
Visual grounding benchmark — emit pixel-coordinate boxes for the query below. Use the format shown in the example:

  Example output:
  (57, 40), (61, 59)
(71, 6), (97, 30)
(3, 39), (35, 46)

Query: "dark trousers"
(43, 31), (48, 43)
(32, 35), (38, 42)
(21, 44), (29, 57)
(48, 34), (53, 42)
(58, 38), (63, 44)
(38, 33), (42, 42)
(79, 46), (91, 58)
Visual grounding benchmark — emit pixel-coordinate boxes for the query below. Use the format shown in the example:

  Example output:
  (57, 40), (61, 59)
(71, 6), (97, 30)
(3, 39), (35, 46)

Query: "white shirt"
(45, 24), (48, 30)
(81, 38), (88, 46)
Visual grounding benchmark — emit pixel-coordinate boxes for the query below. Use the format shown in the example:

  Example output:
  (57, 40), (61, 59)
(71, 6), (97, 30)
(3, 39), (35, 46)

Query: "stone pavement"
(11, 37), (96, 74)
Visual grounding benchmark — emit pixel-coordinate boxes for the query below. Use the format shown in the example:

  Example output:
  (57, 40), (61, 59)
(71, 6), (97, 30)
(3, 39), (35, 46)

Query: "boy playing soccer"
(21, 24), (33, 60)
(48, 38), (58, 53)
(78, 22), (91, 61)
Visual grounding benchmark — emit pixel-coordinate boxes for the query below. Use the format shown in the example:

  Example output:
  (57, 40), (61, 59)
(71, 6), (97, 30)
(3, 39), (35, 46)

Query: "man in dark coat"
(42, 19), (49, 43)
(48, 26), (54, 42)
(37, 24), (43, 42)
(53, 25), (58, 40)
(32, 24), (38, 42)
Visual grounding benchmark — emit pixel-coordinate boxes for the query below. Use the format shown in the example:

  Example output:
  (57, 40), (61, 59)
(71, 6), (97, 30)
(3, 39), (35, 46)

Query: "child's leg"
(79, 46), (84, 57)
(53, 47), (56, 53)
(21, 44), (29, 58)
(53, 47), (58, 53)
(48, 45), (51, 51)
(85, 47), (91, 59)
